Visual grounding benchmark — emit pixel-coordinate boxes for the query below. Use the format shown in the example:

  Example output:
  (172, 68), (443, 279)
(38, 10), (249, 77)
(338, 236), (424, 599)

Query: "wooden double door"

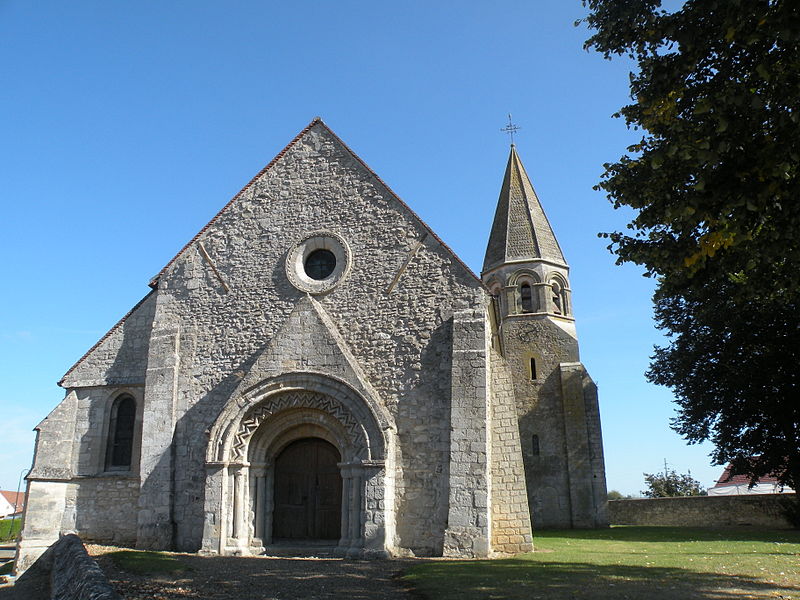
(272, 438), (342, 540)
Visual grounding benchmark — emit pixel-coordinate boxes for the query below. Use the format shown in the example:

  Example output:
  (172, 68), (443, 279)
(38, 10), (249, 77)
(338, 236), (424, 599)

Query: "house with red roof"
(708, 464), (795, 496)
(0, 491), (25, 518)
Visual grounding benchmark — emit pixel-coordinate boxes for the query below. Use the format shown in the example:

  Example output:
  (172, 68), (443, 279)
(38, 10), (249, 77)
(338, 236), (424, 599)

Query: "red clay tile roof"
(712, 463), (782, 488)
(0, 490), (25, 511)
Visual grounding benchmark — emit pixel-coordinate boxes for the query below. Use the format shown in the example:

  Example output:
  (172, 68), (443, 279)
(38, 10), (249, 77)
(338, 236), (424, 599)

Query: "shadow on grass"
(404, 558), (800, 600)
(107, 549), (189, 575)
(535, 526), (800, 544)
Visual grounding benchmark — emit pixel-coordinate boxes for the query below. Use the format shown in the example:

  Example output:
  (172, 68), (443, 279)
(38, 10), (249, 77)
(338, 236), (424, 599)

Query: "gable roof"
(0, 490), (25, 510)
(712, 463), (783, 488)
(58, 290), (155, 387)
(149, 117), (481, 288)
(58, 119), (484, 388)
(482, 144), (566, 274)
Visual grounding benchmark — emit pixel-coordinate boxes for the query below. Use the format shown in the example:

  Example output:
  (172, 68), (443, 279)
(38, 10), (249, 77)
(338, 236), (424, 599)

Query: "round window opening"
(304, 249), (336, 280)
(285, 231), (351, 294)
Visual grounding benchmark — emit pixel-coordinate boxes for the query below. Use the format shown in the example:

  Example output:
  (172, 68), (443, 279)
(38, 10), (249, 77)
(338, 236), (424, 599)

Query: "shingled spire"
(482, 145), (565, 275)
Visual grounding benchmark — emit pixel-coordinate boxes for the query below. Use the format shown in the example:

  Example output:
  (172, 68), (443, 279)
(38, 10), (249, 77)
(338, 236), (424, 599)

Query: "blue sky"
(0, 1), (721, 496)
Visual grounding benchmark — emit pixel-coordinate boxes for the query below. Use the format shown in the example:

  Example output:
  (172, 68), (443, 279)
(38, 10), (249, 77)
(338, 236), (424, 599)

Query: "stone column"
(346, 465), (363, 557)
(534, 282), (549, 313)
(503, 285), (517, 315)
(262, 462), (274, 546)
(231, 466), (248, 553)
(336, 464), (352, 554)
(254, 470), (266, 543)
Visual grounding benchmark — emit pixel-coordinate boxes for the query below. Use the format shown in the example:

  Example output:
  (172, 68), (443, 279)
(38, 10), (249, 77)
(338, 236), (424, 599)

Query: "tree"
(581, 0), (800, 491)
(642, 465), (706, 498)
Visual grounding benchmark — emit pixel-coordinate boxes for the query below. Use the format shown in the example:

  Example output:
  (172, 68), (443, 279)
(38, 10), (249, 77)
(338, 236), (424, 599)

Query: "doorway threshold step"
(262, 540), (340, 558)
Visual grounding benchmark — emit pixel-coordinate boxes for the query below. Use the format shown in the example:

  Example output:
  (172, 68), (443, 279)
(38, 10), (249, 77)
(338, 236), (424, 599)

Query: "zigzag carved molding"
(230, 391), (364, 459)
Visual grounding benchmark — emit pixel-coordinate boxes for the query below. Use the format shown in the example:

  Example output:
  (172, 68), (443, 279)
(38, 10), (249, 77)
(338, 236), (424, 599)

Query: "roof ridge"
(513, 148), (566, 264)
(60, 119), (486, 389)
(58, 289), (156, 387)
(510, 148), (540, 258)
(319, 125), (482, 286)
(148, 117), (322, 288)
(147, 117), (480, 288)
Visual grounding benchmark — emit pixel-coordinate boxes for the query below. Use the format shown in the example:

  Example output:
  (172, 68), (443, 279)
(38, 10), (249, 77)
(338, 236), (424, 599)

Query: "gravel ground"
(88, 545), (420, 600)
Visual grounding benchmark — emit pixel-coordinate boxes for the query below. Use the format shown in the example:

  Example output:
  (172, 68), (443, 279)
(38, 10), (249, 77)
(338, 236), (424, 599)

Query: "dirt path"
(89, 546), (419, 600)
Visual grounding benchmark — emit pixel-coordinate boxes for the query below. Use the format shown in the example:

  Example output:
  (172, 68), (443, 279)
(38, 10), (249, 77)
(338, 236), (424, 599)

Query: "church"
(17, 119), (607, 570)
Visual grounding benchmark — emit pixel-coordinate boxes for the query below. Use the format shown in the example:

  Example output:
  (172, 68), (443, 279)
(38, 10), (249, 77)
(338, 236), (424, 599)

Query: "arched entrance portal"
(202, 375), (395, 558)
(273, 438), (342, 540)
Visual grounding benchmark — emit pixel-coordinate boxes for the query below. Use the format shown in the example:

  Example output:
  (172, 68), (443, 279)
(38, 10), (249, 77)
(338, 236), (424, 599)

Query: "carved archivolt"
(230, 391), (365, 460)
(206, 372), (390, 465)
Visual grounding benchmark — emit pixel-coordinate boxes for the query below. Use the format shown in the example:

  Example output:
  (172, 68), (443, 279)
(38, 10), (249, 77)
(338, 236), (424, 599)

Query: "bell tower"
(482, 144), (574, 328)
(482, 144), (608, 528)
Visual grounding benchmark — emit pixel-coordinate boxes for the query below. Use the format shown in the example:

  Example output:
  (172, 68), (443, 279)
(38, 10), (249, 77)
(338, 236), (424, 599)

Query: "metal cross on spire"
(500, 113), (521, 145)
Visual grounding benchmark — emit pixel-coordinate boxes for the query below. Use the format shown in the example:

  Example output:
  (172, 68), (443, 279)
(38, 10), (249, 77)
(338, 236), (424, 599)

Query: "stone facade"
(16, 120), (606, 572)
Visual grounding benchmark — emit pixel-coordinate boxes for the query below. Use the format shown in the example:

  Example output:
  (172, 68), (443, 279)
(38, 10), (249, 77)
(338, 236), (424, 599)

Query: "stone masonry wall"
(50, 534), (121, 600)
(609, 494), (796, 529)
(489, 348), (533, 554)
(502, 316), (579, 528)
(17, 393), (79, 572)
(61, 292), (156, 388)
(65, 478), (140, 545)
(137, 123), (485, 553)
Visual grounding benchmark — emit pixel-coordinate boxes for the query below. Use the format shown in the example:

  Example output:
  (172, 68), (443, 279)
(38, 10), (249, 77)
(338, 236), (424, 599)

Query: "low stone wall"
(609, 493), (796, 529)
(50, 534), (120, 600)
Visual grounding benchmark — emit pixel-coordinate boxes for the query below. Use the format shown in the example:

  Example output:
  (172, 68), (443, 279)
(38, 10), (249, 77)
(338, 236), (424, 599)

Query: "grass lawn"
(107, 550), (189, 575)
(0, 518), (21, 542)
(403, 527), (800, 600)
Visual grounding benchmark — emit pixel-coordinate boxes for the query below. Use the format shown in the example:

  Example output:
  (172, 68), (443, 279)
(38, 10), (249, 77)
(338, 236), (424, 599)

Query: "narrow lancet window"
(530, 357), (537, 380)
(520, 283), (533, 313)
(532, 434), (540, 456)
(107, 396), (136, 469)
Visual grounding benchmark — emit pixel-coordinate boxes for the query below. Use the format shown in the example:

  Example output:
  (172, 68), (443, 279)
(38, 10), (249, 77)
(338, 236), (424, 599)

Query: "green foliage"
(779, 495), (800, 529)
(642, 466), (706, 497)
(403, 527), (800, 600)
(581, 0), (800, 293)
(0, 518), (21, 542)
(648, 272), (800, 491)
(607, 490), (625, 500)
(581, 0), (800, 491)
(108, 550), (187, 575)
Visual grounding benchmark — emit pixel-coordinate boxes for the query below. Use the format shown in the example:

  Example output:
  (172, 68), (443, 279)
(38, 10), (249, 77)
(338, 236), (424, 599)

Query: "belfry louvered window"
(520, 284), (534, 313)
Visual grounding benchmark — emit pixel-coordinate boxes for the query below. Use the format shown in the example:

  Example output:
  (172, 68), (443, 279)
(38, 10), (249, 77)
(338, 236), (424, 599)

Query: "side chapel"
(17, 119), (607, 570)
